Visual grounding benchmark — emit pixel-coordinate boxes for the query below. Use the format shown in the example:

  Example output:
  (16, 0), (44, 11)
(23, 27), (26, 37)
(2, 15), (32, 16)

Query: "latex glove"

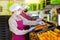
(36, 19), (42, 22)
(38, 21), (45, 25)
(29, 27), (35, 32)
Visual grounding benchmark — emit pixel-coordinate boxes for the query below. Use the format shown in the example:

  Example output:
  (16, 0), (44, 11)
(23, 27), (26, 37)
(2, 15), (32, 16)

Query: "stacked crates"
(0, 16), (11, 40)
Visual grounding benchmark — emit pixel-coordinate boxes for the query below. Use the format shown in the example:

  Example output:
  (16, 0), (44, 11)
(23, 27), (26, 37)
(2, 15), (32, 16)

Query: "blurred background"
(0, 0), (60, 40)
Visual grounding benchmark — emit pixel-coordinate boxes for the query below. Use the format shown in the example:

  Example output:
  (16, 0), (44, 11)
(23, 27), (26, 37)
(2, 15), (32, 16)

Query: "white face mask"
(16, 11), (21, 15)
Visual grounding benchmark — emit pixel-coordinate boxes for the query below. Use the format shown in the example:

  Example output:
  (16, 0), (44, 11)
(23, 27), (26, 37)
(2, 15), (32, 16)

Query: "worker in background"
(20, 6), (32, 20)
(8, 3), (39, 40)
(20, 6), (45, 25)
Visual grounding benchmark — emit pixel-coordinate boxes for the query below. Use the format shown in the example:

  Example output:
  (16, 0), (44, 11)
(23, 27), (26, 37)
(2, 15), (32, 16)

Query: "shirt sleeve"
(8, 18), (29, 35)
(20, 15), (38, 25)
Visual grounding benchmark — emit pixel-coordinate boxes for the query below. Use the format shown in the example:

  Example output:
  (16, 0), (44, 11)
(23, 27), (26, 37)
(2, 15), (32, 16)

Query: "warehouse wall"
(0, 0), (25, 15)
(0, 1), (8, 15)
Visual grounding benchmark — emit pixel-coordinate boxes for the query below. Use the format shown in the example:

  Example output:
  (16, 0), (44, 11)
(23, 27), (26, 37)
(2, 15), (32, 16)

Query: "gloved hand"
(36, 19), (45, 25)
(38, 21), (45, 25)
(29, 27), (35, 32)
(36, 19), (42, 22)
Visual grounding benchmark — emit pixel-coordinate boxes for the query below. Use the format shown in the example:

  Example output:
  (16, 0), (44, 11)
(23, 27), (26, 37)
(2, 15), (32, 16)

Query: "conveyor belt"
(33, 20), (57, 33)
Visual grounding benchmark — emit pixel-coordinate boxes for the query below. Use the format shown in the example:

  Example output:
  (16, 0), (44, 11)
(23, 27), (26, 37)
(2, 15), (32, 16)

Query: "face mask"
(16, 11), (21, 15)
(24, 9), (28, 12)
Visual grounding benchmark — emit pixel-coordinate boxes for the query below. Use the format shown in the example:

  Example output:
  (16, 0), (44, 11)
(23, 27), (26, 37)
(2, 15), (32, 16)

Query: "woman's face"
(24, 9), (28, 12)
(13, 9), (21, 15)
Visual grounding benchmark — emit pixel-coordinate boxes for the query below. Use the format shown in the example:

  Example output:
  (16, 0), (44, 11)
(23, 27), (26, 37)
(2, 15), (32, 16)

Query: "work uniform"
(9, 14), (37, 40)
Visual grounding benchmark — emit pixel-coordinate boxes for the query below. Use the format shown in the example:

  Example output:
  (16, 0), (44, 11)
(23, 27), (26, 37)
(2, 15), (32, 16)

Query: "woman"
(20, 6), (32, 20)
(8, 3), (38, 40)
(20, 6), (45, 25)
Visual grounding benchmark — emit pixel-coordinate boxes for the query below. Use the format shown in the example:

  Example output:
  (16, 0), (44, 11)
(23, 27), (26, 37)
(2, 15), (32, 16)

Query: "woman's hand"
(36, 19), (42, 22)
(36, 19), (45, 25)
(37, 21), (45, 25)
(28, 27), (35, 32)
